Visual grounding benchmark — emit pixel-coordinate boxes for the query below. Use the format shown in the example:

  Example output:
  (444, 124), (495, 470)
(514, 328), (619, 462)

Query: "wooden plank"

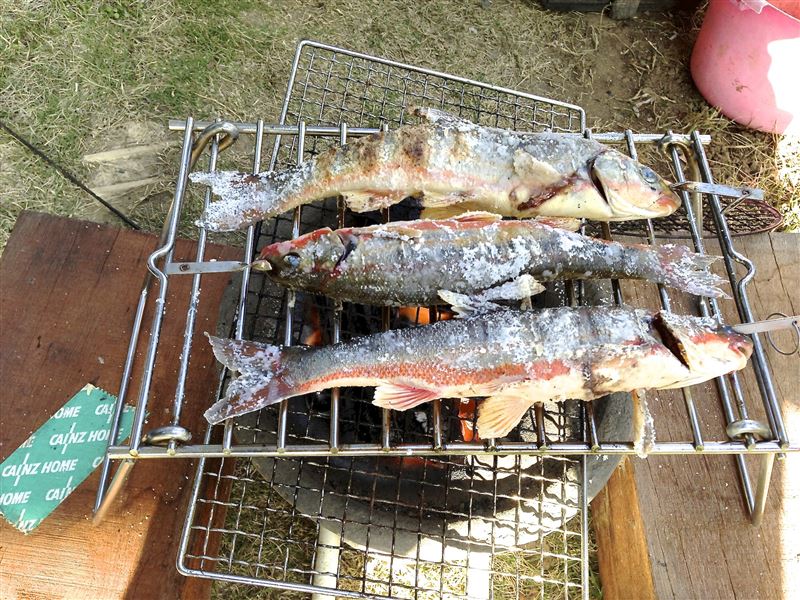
(0, 212), (240, 599)
(592, 458), (656, 600)
(592, 232), (800, 599)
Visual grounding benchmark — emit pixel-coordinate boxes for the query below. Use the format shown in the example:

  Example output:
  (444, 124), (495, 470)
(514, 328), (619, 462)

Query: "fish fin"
(343, 191), (407, 213)
(656, 244), (730, 298)
(438, 275), (545, 317)
(450, 211), (503, 223)
(373, 382), (442, 410)
(420, 201), (492, 220)
(477, 386), (536, 439)
(206, 334), (282, 372)
(437, 290), (501, 318)
(203, 335), (298, 424)
(513, 150), (563, 187)
(192, 170), (304, 232)
(533, 216), (583, 232)
(373, 225), (423, 239)
(412, 107), (476, 128)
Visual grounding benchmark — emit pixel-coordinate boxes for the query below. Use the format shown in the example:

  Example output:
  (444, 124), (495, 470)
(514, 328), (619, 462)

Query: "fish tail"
(203, 335), (297, 424)
(656, 244), (730, 298)
(191, 168), (307, 231)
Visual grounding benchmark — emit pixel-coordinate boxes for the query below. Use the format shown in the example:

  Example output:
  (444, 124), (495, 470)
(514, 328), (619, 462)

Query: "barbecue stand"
(94, 41), (797, 599)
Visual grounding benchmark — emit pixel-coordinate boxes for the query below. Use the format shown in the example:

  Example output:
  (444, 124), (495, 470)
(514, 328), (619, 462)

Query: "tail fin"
(204, 335), (294, 424)
(657, 244), (729, 299)
(191, 168), (306, 232)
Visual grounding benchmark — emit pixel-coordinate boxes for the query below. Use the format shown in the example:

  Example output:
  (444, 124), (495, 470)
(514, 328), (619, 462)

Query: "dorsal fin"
(411, 107), (477, 128)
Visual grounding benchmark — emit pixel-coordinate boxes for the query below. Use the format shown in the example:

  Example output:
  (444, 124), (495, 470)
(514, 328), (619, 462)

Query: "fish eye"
(283, 252), (301, 268)
(640, 166), (660, 184)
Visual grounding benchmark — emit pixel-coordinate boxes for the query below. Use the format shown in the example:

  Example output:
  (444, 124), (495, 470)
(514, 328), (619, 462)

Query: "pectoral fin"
(373, 382), (442, 410)
(343, 191), (407, 213)
(477, 386), (537, 439)
(438, 274), (545, 317)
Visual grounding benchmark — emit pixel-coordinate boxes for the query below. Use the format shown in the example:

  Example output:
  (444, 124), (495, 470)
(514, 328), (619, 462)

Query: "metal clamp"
(189, 121), (240, 171)
(670, 181), (764, 202)
(765, 312), (800, 356)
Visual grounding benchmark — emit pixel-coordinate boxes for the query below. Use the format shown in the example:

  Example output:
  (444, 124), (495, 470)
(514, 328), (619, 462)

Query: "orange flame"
(303, 305), (324, 347)
(457, 398), (480, 443)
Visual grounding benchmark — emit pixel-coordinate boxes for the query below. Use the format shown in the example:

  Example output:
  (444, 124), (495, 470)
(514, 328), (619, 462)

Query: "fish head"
(653, 311), (753, 385)
(252, 227), (346, 284)
(591, 150), (680, 219)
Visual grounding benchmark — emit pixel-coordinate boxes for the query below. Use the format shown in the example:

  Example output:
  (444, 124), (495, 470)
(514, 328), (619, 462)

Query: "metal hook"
(189, 121), (240, 171)
(765, 312), (800, 356)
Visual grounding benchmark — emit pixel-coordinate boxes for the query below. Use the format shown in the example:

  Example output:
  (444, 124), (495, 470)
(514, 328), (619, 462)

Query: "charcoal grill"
(94, 41), (797, 599)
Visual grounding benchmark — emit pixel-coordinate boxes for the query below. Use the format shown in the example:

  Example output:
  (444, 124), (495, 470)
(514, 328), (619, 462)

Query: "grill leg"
(751, 453), (776, 527)
(92, 459), (136, 524)
(311, 522), (342, 598)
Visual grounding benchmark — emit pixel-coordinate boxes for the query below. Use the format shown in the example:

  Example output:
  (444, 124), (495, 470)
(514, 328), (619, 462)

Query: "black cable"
(0, 118), (142, 230)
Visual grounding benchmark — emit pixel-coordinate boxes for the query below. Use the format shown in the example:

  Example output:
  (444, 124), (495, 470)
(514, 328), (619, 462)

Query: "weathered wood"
(592, 232), (800, 600)
(0, 212), (240, 599)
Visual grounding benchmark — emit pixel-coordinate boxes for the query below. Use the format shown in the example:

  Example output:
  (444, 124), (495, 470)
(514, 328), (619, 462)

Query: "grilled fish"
(253, 212), (727, 308)
(204, 307), (751, 439)
(191, 108), (680, 231)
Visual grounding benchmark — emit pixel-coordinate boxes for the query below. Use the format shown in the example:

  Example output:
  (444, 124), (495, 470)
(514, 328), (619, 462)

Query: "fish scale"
(190, 108), (680, 231)
(204, 306), (751, 439)
(255, 212), (729, 308)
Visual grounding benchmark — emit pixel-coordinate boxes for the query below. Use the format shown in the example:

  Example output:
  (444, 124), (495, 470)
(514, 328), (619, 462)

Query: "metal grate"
(93, 40), (796, 599)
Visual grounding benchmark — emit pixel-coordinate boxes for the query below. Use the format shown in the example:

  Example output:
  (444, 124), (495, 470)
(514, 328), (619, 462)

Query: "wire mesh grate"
(92, 39), (793, 600)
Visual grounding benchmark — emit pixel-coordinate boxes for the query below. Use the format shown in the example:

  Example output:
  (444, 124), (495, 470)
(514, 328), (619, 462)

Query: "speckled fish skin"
(190, 108), (680, 231)
(204, 307), (752, 438)
(254, 213), (728, 304)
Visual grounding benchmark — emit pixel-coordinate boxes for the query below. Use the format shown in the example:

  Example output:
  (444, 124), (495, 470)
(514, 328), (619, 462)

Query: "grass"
(0, 2), (794, 598)
(206, 459), (602, 599)
(2, 1), (796, 250)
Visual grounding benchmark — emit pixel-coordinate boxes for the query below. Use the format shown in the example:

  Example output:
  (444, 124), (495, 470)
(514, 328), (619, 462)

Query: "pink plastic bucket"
(690, 0), (800, 134)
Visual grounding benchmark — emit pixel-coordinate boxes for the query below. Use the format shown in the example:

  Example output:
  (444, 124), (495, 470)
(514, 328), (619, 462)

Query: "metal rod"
(277, 121), (306, 451)
(580, 455), (590, 600)
(329, 122), (347, 453)
(171, 126), (221, 428)
(129, 119), (196, 455)
(691, 132), (788, 447)
(169, 120), (712, 146)
(106, 439), (799, 459)
(93, 284), (149, 515)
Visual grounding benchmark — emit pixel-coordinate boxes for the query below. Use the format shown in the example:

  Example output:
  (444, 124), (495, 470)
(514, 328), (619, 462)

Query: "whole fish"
(191, 108), (680, 231)
(252, 212), (727, 309)
(204, 307), (751, 439)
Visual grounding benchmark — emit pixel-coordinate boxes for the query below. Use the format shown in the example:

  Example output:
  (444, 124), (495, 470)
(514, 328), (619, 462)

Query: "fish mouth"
(250, 259), (272, 272)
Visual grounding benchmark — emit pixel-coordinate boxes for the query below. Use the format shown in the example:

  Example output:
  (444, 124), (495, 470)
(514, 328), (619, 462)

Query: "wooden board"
(592, 232), (800, 599)
(0, 212), (240, 599)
